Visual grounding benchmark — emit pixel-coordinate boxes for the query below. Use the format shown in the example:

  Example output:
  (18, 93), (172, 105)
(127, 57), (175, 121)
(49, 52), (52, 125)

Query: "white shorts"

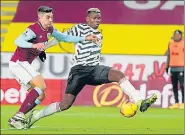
(9, 60), (40, 91)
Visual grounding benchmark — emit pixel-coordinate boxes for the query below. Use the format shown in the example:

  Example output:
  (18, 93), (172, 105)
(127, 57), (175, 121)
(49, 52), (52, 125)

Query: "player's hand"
(85, 34), (98, 42)
(39, 51), (46, 62)
(93, 38), (101, 46)
(32, 43), (45, 51)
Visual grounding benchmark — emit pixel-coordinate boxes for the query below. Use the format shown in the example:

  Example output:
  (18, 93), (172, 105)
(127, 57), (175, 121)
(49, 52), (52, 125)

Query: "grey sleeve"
(14, 28), (36, 48)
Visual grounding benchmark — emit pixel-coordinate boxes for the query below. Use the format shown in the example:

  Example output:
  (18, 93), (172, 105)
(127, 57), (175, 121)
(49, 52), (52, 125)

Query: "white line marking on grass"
(1, 111), (183, 118)
(28, 125), (183, 132)
(0, 128), (23, 131)
(1, 125), (183, 133)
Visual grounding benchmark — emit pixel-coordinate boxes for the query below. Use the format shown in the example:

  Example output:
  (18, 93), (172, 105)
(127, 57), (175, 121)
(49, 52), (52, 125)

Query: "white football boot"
(8, 112), (27, 129)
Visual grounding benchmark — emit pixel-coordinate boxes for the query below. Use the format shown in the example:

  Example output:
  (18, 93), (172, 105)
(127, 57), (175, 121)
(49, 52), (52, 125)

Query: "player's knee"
(118, 71), (124, 79)
(109, 68), (125, 82)
(30, 75), (47, 91)
(115, 70), (125, 82)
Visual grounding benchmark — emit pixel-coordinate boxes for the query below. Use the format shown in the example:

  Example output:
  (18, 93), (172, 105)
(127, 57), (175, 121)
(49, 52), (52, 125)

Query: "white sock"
(119, 78), (142, 103)
(35, 102), (61, 120)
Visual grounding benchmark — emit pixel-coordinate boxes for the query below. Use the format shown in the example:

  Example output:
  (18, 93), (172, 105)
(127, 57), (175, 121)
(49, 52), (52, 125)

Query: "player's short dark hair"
(87, 8), (101, 16)
(37, 6), (53, 13)
(174, 30), (183, 36)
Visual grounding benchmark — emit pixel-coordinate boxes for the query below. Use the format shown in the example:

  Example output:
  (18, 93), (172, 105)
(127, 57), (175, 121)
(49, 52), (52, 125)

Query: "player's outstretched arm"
(44, 25), (81, 50)
(52, 29), (97, 43)
(44, 38), (59, 50)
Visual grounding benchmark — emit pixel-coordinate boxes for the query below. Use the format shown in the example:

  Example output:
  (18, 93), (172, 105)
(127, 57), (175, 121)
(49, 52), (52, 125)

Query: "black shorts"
(65, 65), (111, 96)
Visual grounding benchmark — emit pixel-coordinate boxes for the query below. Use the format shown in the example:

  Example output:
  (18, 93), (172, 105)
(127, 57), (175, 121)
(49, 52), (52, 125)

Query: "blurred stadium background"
(1, 0), (184, 134)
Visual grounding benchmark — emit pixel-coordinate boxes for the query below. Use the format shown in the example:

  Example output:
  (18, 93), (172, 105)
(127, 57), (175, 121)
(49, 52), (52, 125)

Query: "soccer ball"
(120, 101), (138, 118)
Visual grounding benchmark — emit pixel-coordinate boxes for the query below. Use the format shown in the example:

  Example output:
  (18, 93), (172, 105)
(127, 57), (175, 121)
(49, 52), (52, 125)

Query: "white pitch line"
(1, 111), (183, 119)
(1, 125), (183, 133)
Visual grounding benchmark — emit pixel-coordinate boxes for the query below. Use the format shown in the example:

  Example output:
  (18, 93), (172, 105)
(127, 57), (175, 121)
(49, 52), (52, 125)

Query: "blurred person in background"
(166, 30), (184, 109)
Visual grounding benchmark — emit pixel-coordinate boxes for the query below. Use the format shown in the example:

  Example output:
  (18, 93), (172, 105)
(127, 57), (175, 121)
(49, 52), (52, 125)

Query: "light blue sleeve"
(51, 29), (85, 43)
(14, 28), (36, 48)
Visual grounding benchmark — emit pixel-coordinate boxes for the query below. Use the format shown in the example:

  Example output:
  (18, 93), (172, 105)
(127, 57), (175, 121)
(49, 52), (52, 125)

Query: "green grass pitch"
(1, 105), (184, 134)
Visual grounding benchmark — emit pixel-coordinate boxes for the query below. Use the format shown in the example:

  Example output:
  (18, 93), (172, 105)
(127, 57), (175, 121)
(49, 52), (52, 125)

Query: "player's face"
(86, 12), (101, 29)
(38, 12), (53, 29)
(173, 33), (182, 42)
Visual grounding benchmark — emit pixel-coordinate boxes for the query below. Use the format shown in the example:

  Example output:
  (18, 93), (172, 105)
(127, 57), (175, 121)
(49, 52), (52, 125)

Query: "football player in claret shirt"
(8, 6), (97, 129)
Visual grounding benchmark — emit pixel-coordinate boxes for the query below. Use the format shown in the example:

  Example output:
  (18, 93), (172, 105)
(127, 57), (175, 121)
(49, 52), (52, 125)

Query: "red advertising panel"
(1, 79), (63, 105)
(1, 53), (182, 108)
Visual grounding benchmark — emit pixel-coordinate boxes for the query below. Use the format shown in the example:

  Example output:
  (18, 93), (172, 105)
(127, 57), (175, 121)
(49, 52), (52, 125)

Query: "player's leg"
(8, 61), (46, 129)
(18, 84), (46, 113)
(88, 65), (139, 101)
(27, 93), (77, 128)
(10, 61), (47, 114)
(88, 65), (157, 112)
(178, 71), (184, 109)
(108, 68), (157, 112)
(27, 83), (85, 129)
(19, 75), (47, 114)
(31, 84), (81, 120)
(27, 65), (87, 128)
(107, 68), (142, 102)
(169, 71), (179, 109)
(8, 84), (44, 129)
